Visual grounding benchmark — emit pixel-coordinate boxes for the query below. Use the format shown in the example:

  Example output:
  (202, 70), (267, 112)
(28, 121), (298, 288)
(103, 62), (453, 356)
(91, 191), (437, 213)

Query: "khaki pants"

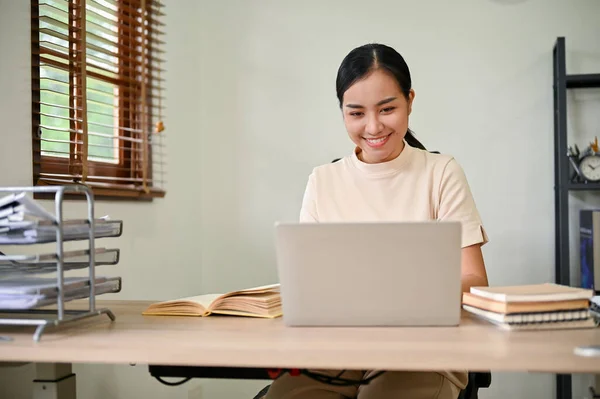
(264, 370), (464, 399)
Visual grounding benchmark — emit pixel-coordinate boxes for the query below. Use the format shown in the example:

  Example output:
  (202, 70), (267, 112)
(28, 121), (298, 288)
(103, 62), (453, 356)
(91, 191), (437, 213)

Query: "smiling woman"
(341, 70), (413, 164)
(266, 43), (490, 399)
(335, 43), (427, 160)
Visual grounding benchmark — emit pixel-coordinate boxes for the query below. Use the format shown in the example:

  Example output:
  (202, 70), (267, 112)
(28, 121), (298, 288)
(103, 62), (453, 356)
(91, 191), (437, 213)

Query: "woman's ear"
(407, 89), (415, 115)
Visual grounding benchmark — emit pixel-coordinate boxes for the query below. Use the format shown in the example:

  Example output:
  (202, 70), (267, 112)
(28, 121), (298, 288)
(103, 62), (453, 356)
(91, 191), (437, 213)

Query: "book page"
(219, 283), (279, 298)
(210, 292), (281, 317)
(163, 293), (222, 309)
(143, 293), (223, 316)
(211, 309), (282, 318)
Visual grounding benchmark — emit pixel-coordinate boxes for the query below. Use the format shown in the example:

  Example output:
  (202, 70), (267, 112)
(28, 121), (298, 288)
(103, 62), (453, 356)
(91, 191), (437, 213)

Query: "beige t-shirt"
(299, 140), (488, 248)
(298, 140), (487, 388)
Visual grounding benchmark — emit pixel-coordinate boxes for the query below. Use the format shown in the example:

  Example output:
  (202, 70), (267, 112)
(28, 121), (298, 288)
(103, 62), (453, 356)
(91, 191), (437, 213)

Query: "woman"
(266, 43), (489, 399)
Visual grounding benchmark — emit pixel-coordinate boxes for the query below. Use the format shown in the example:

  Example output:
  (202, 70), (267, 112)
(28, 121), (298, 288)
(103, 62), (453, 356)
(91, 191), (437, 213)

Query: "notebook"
(142, 283), (282, 318)
(469, 283), (593, 303)
(463, 305), (597, 331)
(461, 292), (590, 314)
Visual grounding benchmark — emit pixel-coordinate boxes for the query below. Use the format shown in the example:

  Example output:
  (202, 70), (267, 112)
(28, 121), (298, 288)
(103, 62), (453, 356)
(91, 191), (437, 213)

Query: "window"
(31, 0), (166, 200)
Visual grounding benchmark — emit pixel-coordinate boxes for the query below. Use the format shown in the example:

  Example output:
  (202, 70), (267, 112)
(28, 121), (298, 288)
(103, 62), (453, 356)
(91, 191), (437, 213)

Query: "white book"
(463, 304), (598, 331)
(469, 283), (593, 303)
(462, 305), (590, 324)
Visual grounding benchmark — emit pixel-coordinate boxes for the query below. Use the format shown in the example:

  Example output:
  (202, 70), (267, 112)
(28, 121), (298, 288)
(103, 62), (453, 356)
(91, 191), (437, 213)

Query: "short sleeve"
(299, 172), (318, 222)
(437, 159), (488, 248)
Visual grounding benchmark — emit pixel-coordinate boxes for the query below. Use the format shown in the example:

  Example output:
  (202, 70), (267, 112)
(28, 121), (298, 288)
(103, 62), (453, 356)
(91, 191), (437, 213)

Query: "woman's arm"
(461, 243), (488, 293)
(435, 158), (489, 292)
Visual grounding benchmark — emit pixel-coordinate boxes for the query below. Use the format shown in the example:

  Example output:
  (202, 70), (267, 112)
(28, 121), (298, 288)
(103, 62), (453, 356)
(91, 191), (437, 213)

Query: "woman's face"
(341, 69), (414, 164)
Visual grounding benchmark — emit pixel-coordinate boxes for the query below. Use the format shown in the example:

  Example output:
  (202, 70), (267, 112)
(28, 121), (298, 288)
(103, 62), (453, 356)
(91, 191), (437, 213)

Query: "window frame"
(31, 0), (165, 201)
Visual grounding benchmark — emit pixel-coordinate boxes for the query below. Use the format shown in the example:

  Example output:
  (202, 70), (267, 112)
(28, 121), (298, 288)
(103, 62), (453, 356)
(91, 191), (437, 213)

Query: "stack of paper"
(0, 276), (121, 310)
(462, 283), (597, 330)
(0, 248), (120, 277)
(0, 192), (54, 233)
(0, 191), (123, 311)
(0, 192), (123, 244)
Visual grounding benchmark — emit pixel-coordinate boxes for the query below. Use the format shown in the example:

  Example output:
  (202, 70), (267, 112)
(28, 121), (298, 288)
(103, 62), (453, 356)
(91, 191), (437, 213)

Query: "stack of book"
(462, 283), (597, 330)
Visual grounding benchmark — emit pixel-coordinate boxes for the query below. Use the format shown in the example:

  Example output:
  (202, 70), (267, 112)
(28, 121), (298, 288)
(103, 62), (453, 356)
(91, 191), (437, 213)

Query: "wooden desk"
(0, 300), (599, 374)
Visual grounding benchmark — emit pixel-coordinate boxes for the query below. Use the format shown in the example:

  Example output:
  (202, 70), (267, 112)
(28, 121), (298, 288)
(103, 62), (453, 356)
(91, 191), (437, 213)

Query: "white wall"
(1, 0), (600, 398)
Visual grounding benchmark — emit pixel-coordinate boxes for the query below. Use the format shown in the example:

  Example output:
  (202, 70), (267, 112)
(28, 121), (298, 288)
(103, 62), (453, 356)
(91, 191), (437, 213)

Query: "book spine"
(580, 210), (595, 292)
(463, 305), (591, 326)
(501, 318), (597, 331)
(594, 212), (600, 294)
(506, 309), (589, 324)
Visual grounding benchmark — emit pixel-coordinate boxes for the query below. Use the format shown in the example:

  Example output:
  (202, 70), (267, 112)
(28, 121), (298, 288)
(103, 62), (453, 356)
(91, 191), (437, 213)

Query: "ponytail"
(405, 129), (427, 151)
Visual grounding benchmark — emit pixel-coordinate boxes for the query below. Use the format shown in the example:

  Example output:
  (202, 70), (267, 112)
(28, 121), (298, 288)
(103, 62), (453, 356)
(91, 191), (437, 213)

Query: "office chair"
(253, 154), (492, 398)
(253, 371), (491, 399)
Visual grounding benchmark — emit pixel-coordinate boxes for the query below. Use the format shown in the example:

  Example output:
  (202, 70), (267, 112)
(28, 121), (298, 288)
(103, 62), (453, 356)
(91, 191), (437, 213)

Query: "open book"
(142, 283), (282, 318)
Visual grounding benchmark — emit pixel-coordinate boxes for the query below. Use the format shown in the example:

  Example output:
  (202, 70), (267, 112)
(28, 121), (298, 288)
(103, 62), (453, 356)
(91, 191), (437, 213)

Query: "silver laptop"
(274, 221), (462, 327)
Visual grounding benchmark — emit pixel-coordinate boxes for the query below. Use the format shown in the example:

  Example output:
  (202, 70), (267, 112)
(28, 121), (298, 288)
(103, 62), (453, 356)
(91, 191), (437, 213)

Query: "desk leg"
(33, 363), (76, 399)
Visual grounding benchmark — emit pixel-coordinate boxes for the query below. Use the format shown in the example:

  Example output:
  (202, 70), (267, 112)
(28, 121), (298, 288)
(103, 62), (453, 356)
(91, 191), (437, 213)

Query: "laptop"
(274, 221), (462, 327)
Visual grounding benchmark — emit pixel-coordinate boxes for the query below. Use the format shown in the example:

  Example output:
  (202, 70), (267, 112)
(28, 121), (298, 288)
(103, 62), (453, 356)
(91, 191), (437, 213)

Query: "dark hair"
(335, 43), (426, 151)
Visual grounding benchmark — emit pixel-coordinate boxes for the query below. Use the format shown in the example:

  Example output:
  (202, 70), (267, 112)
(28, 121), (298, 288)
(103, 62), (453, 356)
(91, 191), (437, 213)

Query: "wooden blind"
(31, 0), (166, 200)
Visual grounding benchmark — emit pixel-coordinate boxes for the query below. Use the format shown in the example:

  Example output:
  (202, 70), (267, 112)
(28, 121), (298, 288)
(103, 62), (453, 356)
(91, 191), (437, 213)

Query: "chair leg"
(459, 373), (476, 399)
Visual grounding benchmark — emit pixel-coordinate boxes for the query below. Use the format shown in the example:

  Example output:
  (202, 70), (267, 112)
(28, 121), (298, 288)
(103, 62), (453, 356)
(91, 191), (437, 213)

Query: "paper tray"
(0, 277), (122, 310)
(0, 220), (123, 245)
(0, 248), (119, 277)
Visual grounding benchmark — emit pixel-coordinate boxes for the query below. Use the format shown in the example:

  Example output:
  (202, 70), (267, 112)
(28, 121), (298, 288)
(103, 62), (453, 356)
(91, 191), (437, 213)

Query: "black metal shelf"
(553, 36), (600, 399)
(565, 182), (600, 191)
(566, 73), (600, 89)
